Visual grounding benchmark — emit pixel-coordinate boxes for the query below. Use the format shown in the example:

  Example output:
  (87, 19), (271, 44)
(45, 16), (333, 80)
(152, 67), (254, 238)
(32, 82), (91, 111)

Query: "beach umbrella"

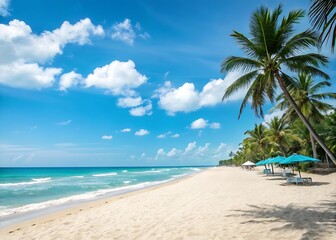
(280, 153), (320, 164)
(267, 156), (285, 164)
(262, 157), (276, 174)
(256, 160), (265, 166)
(242, 161), (256, 166)
(280, 153), (321, 177)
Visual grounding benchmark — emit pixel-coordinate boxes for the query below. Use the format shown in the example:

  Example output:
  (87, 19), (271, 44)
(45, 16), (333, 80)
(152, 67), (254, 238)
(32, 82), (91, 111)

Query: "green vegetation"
(309, 0), (336, 52)
(219, 4), (336, 167)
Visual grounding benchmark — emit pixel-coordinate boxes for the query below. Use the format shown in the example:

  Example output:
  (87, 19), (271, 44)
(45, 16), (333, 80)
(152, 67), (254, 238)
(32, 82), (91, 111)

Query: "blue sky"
(0, 0), (335, 167)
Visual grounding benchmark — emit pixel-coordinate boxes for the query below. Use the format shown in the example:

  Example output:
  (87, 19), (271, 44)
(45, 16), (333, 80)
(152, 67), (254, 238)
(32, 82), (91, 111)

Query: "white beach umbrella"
(242, 161), (256, 166)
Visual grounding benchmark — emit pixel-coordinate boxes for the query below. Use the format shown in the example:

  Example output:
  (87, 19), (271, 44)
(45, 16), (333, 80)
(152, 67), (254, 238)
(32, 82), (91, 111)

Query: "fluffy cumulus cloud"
(111, 19), (135, 45)
(190, 118), (221, 130)
(101, 135), (113, 140)
(0, 0), (10, 16)
(156, 81), (199, 115)
(0, 18), (103, 89)
(190, 118), (208, 129)
(129, 101), (152, 116)
(117, 97), (143, 108)
(156, 72), (247, 115)
(59, 71), (83, 91)
(85, 60), (147, 96)
(121, 128), (131, 132)
(111, 19), (150, 45)
(84, 60), (150, 117)
(135, 129), (149, 136)
(0, 61), (61, 89)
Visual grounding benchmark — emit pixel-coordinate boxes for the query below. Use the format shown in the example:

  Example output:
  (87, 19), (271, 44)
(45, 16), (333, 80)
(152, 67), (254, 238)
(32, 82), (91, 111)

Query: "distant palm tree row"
(220, 4), (336, 166)
(221, 111), (336, 167)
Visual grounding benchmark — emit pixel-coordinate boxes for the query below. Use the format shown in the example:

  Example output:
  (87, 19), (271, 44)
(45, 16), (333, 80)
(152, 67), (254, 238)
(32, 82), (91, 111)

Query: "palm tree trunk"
(279, 144), (287, 157)
(310, 133), (318, 159)
(274, 71), (336, 165)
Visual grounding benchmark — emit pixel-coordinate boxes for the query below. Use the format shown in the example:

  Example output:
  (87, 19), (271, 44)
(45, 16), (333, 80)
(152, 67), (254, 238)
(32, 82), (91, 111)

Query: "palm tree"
(265, 116), (300, 156)
(221, 5), (336, 164)
(309, 0), (336, 52)
(243, 124), (269, 160)
(274, 73), (336, 157)
(320, 112), (336, 154)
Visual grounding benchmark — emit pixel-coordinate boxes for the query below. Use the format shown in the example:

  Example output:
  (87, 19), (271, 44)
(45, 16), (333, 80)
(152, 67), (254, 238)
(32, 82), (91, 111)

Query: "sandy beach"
(1, 167), (335, 240)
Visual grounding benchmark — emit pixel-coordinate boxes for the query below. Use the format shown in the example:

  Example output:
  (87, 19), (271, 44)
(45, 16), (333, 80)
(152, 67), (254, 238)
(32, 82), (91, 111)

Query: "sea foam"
(92, 172), (117, 177)
(0, 178), (51, 187)
(0, 179), (173, 218)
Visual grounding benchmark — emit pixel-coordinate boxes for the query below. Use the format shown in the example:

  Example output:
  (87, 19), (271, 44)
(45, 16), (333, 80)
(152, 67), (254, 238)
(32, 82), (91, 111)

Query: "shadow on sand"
(226, 198), (336, 239)
(279, 182), (330, 187)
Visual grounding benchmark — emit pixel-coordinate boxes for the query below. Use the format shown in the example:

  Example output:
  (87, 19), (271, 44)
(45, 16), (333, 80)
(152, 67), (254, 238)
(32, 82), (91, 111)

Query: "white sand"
(1, 167), (335, 239)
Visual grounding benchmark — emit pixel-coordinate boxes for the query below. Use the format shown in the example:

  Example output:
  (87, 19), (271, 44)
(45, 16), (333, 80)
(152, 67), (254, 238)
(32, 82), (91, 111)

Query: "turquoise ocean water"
(0, 167), (204, 223)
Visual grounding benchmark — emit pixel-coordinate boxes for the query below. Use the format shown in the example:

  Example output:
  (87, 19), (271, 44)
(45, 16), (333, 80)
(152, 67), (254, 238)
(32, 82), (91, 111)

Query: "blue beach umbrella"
(270, 156), (285, 163)
(280, 153), (320, 177)
(256, 160), (265, 166)
(280, 153), (320, 165)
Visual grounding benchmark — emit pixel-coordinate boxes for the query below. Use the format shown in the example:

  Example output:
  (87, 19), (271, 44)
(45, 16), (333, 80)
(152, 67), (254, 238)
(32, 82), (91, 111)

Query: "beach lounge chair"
(287, 176), (303, 185)
(282, 170), (292, 178)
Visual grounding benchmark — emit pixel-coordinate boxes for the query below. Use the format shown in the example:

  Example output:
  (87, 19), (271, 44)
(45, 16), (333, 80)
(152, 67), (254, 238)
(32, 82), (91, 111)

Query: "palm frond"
(222, 70), (258, 100)
(221, 56), (261, 73)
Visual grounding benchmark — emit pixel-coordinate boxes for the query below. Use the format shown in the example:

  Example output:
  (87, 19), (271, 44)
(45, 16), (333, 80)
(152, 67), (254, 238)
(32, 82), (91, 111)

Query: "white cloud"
(153, 141), (235, 163)
(155, 72), (247, 115)
(156, 81), (199, 115)
(121, 128), (131, 132)
(135, 129), (149, 136)
(184, 141), (197, 155)
(157, 134), (166, 139)
(0, 18), (103, 89)
(139, 32), (150, 40)
(111, 19), (150, 45)
(0, 18), (104, 65)
(167, 148), (179, 157)
(155, 148), (165, 159)
(196, 143), (210, 155)
(210, 122), (221, 129)
(58, 120), (71, 126)
(111, 19), (136, 45)
(215, 143), (227, 154)
(156, 141), (211, 160)
(171, 133), (180, 138)
(0, 61), (61, 89)
(189, 118), (221, 130)
(263, 109), (285, 125)
(140, 152), (146, 160)
(156, 131), (170, 138)
(85, 60), (147, 96)
(190, 118), (208, 129)
(129, 101), (152, 116)
(0, 0), (10, 16)
(59, 71), (83, 91)
(102, 135), (113, 140)
(117, 96), (143, 108)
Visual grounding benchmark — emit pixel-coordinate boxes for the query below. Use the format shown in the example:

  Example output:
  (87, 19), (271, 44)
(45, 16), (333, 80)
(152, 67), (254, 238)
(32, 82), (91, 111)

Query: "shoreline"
(0, 168), (204, 230)
(1, 167), (335, 239)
